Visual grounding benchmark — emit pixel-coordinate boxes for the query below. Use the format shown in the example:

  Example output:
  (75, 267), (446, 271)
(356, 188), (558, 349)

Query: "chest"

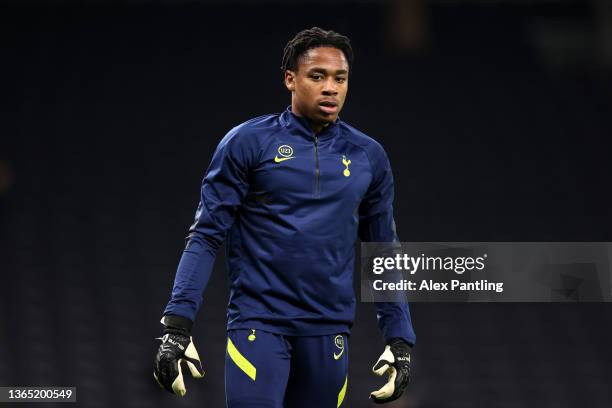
(250, 138), (372, 205)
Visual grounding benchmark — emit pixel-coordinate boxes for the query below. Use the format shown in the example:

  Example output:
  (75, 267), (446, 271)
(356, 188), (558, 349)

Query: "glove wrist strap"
(161, 315), (193, 336)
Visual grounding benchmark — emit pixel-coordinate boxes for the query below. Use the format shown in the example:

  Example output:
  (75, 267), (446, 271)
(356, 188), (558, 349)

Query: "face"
(285, 46), (349, 131)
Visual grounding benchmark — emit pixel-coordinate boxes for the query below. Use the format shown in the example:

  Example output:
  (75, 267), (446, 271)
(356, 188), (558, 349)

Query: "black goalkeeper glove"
(370, 339), (411, 404)
(153, 315), (205, 397)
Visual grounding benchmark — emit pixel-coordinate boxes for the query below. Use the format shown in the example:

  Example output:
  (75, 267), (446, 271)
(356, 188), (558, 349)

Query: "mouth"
(318, 100), (339, 114)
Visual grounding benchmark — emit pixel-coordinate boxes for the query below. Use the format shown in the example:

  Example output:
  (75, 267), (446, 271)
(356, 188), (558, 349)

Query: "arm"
(163, 128), (253, 324)
(358, 145), (416, 346)
(154, 129), (254, 396)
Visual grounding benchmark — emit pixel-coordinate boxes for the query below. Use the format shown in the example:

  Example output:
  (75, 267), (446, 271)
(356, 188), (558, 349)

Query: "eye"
(336, 77), (347, 84)
(310, 73), (323, 81)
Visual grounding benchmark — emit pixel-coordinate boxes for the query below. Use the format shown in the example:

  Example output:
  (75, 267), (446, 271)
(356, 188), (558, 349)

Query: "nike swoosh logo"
(333, 350), (344, 360)
(274, 156), (295, 163)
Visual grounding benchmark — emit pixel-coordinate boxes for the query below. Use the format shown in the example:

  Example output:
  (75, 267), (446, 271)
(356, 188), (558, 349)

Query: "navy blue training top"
(164, 107), (416, 345)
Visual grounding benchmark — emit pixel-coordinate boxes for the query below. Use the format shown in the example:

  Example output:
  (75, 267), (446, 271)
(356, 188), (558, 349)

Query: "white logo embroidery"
(278, 145), (294, 157)
(275, 145), (295, 163)
(333, 335), (344, 360)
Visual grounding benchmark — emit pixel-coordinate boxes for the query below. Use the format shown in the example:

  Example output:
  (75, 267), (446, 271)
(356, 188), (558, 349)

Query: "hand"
(153, 316), (205, 396)
(370, 339), (411, 404)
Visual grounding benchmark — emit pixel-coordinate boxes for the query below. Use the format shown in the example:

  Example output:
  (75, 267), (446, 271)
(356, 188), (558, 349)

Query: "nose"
(322, 77), (338, 95)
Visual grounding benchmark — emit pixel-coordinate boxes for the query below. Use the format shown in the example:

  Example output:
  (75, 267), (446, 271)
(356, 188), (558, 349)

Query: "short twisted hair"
(281, 27), (354, 73)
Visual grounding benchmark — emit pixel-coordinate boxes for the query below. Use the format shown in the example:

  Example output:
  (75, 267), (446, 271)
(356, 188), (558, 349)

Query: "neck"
(291, 102), (329, 134)
(310, 121), (327, 134)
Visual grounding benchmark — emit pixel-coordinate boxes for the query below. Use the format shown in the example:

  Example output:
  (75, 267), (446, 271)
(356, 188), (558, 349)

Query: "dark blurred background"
(1, 0), (612, 407)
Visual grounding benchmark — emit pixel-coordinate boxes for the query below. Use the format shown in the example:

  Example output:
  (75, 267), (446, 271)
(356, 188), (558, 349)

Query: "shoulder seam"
(253, 121), (287, 165)
(239, 112), (281, 127)
(337, 127), (376, 181)
(221, 114), (281, 168)
(227, 112), (280, 142)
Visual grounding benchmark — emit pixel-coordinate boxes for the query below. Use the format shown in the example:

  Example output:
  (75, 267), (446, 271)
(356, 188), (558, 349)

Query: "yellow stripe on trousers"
(337, 376), (348, 407)
(227, 337), (257, 381)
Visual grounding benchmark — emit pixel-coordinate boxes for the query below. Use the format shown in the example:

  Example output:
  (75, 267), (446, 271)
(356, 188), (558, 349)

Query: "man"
(154, 27), (416, 407)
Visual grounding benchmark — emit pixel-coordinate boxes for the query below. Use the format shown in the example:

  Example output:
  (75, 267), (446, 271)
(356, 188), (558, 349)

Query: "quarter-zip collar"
(280, 106), (340, 142)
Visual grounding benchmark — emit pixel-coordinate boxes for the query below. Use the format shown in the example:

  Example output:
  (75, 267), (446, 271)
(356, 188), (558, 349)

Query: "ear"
(284, 70), (296, 92)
